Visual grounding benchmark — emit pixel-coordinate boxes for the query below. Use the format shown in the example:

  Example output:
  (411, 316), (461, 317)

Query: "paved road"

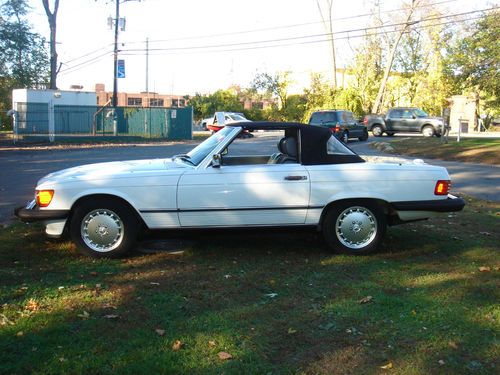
(1, 133), (498, 223)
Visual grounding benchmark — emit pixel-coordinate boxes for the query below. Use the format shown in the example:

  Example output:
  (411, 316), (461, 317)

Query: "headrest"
(283, 137), (297, 157)
(278, 138), (286, 153)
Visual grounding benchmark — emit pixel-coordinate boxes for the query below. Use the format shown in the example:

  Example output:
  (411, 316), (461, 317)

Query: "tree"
(315, 0), (337, 89)
(0, 0), (49, 128)
(42, 0), (60, 90)
(372, 0), (420, 113)
(251, 71), (292, 110)
(188, 90), (244, 120)
(446, 10), (500, 111)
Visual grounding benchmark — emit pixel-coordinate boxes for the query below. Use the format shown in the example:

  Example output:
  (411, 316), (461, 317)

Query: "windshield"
(184, 126), (236, 165)
(414, 108), (429, 117)
(228, 114), (247, 121)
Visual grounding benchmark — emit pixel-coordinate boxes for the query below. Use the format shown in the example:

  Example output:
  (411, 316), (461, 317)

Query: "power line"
(123, 0), (460, 45)
(118, 16), (484, 57)
(119, 7), (497, 55)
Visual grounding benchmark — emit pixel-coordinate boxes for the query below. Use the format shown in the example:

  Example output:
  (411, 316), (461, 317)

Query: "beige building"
(448, 94), (479, 133)
(95, 84), (187, 108)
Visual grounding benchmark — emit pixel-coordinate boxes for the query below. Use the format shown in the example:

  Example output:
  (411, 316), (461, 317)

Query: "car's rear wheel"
(322, 200), (386, 254)
(341, 131), (349, 143)
(422, 126), (435, 137)
(371, 125), (383, 137)
(70, 198), (139, 258)
(358, 130), (369, 141)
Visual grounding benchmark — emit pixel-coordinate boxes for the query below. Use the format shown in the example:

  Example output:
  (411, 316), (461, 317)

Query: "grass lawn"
(0, 197), (498, 374)
(381, 138), (500, 165)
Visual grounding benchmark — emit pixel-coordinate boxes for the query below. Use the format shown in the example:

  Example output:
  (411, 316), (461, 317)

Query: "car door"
(345, 111), (363, 137)
(401, 109), (419, 132)
(177, 163), (311, 227)
(388, 109), (405, 131)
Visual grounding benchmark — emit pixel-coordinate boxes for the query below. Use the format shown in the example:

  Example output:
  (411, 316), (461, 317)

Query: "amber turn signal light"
(36, 190), (54, 207)
(434, 180), (450, 196)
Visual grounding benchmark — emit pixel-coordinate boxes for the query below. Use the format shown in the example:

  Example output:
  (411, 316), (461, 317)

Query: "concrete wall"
(449, 94), (478, 133)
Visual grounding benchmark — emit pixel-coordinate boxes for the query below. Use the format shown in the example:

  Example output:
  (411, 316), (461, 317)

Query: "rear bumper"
(15, 205), (69, 223)
(391, 194), (465, 213)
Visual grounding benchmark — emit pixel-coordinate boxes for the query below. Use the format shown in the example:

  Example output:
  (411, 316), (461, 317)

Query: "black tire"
(422, 126), (435, 137)
(358, 130), (369, 141)
(322, 200), (386, 255)
(371, 125), (384, 137)
(341, 131), (349, 143)
(70, 198), (139, 258)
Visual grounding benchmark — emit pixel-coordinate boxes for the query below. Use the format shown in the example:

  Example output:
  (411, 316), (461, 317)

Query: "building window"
(179, 99), (185, 107)
(149, 98), (164, 107)
(172, 99), (178, 107)
(252, 102), (264, 110)
(127, 97), (142, 106)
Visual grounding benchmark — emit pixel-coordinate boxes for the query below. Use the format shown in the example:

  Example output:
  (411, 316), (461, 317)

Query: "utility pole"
(145, 37), (149, 94)
(112, 0), (120, 135)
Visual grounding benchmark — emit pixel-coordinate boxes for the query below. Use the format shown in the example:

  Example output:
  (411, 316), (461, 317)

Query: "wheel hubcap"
(81, 209), (124, 252)
(335, 206), (377, 249)
(373, 127), (381, 136)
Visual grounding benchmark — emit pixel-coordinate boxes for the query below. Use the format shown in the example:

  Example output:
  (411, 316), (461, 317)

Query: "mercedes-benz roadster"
(15, 122), (465, 258)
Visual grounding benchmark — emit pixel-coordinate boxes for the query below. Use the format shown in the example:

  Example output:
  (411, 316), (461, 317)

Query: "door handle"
(284, 175), (307, 181)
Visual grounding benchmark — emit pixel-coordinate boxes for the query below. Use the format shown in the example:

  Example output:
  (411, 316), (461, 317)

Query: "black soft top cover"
(227, 121), (365, 165)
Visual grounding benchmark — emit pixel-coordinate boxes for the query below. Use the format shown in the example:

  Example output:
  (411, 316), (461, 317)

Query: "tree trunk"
(371, 0), (419, 114)
(316, 0), (337, 90)
(42, 0), (60, 90)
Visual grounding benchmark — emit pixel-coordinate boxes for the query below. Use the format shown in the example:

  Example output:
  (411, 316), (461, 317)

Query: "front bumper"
(391, 194), (465, 213)
(15, 200), (69, 223)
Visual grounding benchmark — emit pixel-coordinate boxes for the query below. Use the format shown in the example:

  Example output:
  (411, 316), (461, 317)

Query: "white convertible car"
(16, 122), (465, 258)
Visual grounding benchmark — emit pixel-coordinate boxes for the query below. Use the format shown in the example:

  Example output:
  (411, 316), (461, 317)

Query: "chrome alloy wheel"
(81, 209), (124, 252)
(335, 206), (377, 249)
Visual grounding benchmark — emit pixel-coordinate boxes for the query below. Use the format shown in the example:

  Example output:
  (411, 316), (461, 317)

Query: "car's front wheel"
(70, 198), (139, 258)
(322, 200), (386, 254)
(422, 126), (435, 137)
(358, 130), (369, 141)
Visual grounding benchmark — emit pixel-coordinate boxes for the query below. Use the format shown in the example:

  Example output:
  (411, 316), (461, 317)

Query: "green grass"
(383, 138), (500, 165)
(1, 197), (499, 374)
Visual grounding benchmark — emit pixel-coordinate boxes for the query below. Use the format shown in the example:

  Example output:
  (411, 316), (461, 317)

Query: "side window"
(402, 110), (413, 119)
(390, 109), (403, 118)
(345, 111), (355, 122)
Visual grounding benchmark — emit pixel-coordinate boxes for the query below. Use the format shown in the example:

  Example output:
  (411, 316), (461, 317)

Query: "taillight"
(36, 190), (54, 207)
(434, 180), (450, 196)
(330, 123), (341, 133)
(363, 116), (368, 125)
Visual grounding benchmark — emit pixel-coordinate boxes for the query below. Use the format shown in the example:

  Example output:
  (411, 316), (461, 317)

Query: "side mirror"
(412, 114), (417, 119)
(212, 154), (221, 168)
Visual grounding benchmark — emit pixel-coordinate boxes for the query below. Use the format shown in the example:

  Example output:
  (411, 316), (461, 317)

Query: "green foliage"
(0, 0), (49, 129)
(445, 11), (500, 111)
(188, 90), (244, 121)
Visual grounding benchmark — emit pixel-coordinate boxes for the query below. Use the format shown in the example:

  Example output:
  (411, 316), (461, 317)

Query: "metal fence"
(13, 103), (193, 141)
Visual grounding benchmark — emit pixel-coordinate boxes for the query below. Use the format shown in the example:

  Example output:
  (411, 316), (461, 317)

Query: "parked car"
(16, 122), (464, 258)
(308, 110), (368, 143)
(207, 112), (250, 133)
(200, 116), (214, 130)
(364, 107), (446, 137)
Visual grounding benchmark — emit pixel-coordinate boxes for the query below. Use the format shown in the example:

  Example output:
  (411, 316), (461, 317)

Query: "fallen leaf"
(89, 272), (98, 276)
(25, 299), (40, 312)
(287, 328), (297, 334)
(438, 359), (445, 366)
(359, 296), (373, 304)
(16, 331), (24, 337)
(478, 266), (491, 272)
(380, 362), (393, 370)
(172, 340), (183, 351)
(264, 293), (278, 298)
(448, 340), (459, 350)
(103, 314), (119, 319)
(150, 282), (160, 286)
(77, 311), (90, 319)
(155, 329), (165, 336)
(208, 340), (216, 347)
(218, 351), (233, 360)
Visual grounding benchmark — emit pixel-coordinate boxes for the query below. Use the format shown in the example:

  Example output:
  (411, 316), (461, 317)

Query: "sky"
(27, 0), (498, 96)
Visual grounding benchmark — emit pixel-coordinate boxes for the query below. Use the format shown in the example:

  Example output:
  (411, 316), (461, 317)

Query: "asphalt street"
(1, 133), (498, 224)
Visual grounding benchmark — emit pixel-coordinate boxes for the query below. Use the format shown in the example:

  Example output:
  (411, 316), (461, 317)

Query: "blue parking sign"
(117, 59), (125, 78)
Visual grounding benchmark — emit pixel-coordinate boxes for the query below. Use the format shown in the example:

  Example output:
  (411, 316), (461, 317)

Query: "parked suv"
(308, 110), (368, 143)
(364, 107), (446, 137)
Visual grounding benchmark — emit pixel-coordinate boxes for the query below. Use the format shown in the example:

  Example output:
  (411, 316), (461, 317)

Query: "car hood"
(38, 158), (186, 186)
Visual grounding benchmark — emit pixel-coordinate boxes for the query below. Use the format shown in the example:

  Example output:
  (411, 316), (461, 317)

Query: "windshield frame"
(177, 126), (240, 167)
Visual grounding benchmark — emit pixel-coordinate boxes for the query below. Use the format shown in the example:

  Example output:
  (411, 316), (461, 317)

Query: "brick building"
(95, 84), (187, 108)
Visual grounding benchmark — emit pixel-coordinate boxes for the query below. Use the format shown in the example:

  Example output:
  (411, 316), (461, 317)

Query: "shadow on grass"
(0, 202), (498, 374)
